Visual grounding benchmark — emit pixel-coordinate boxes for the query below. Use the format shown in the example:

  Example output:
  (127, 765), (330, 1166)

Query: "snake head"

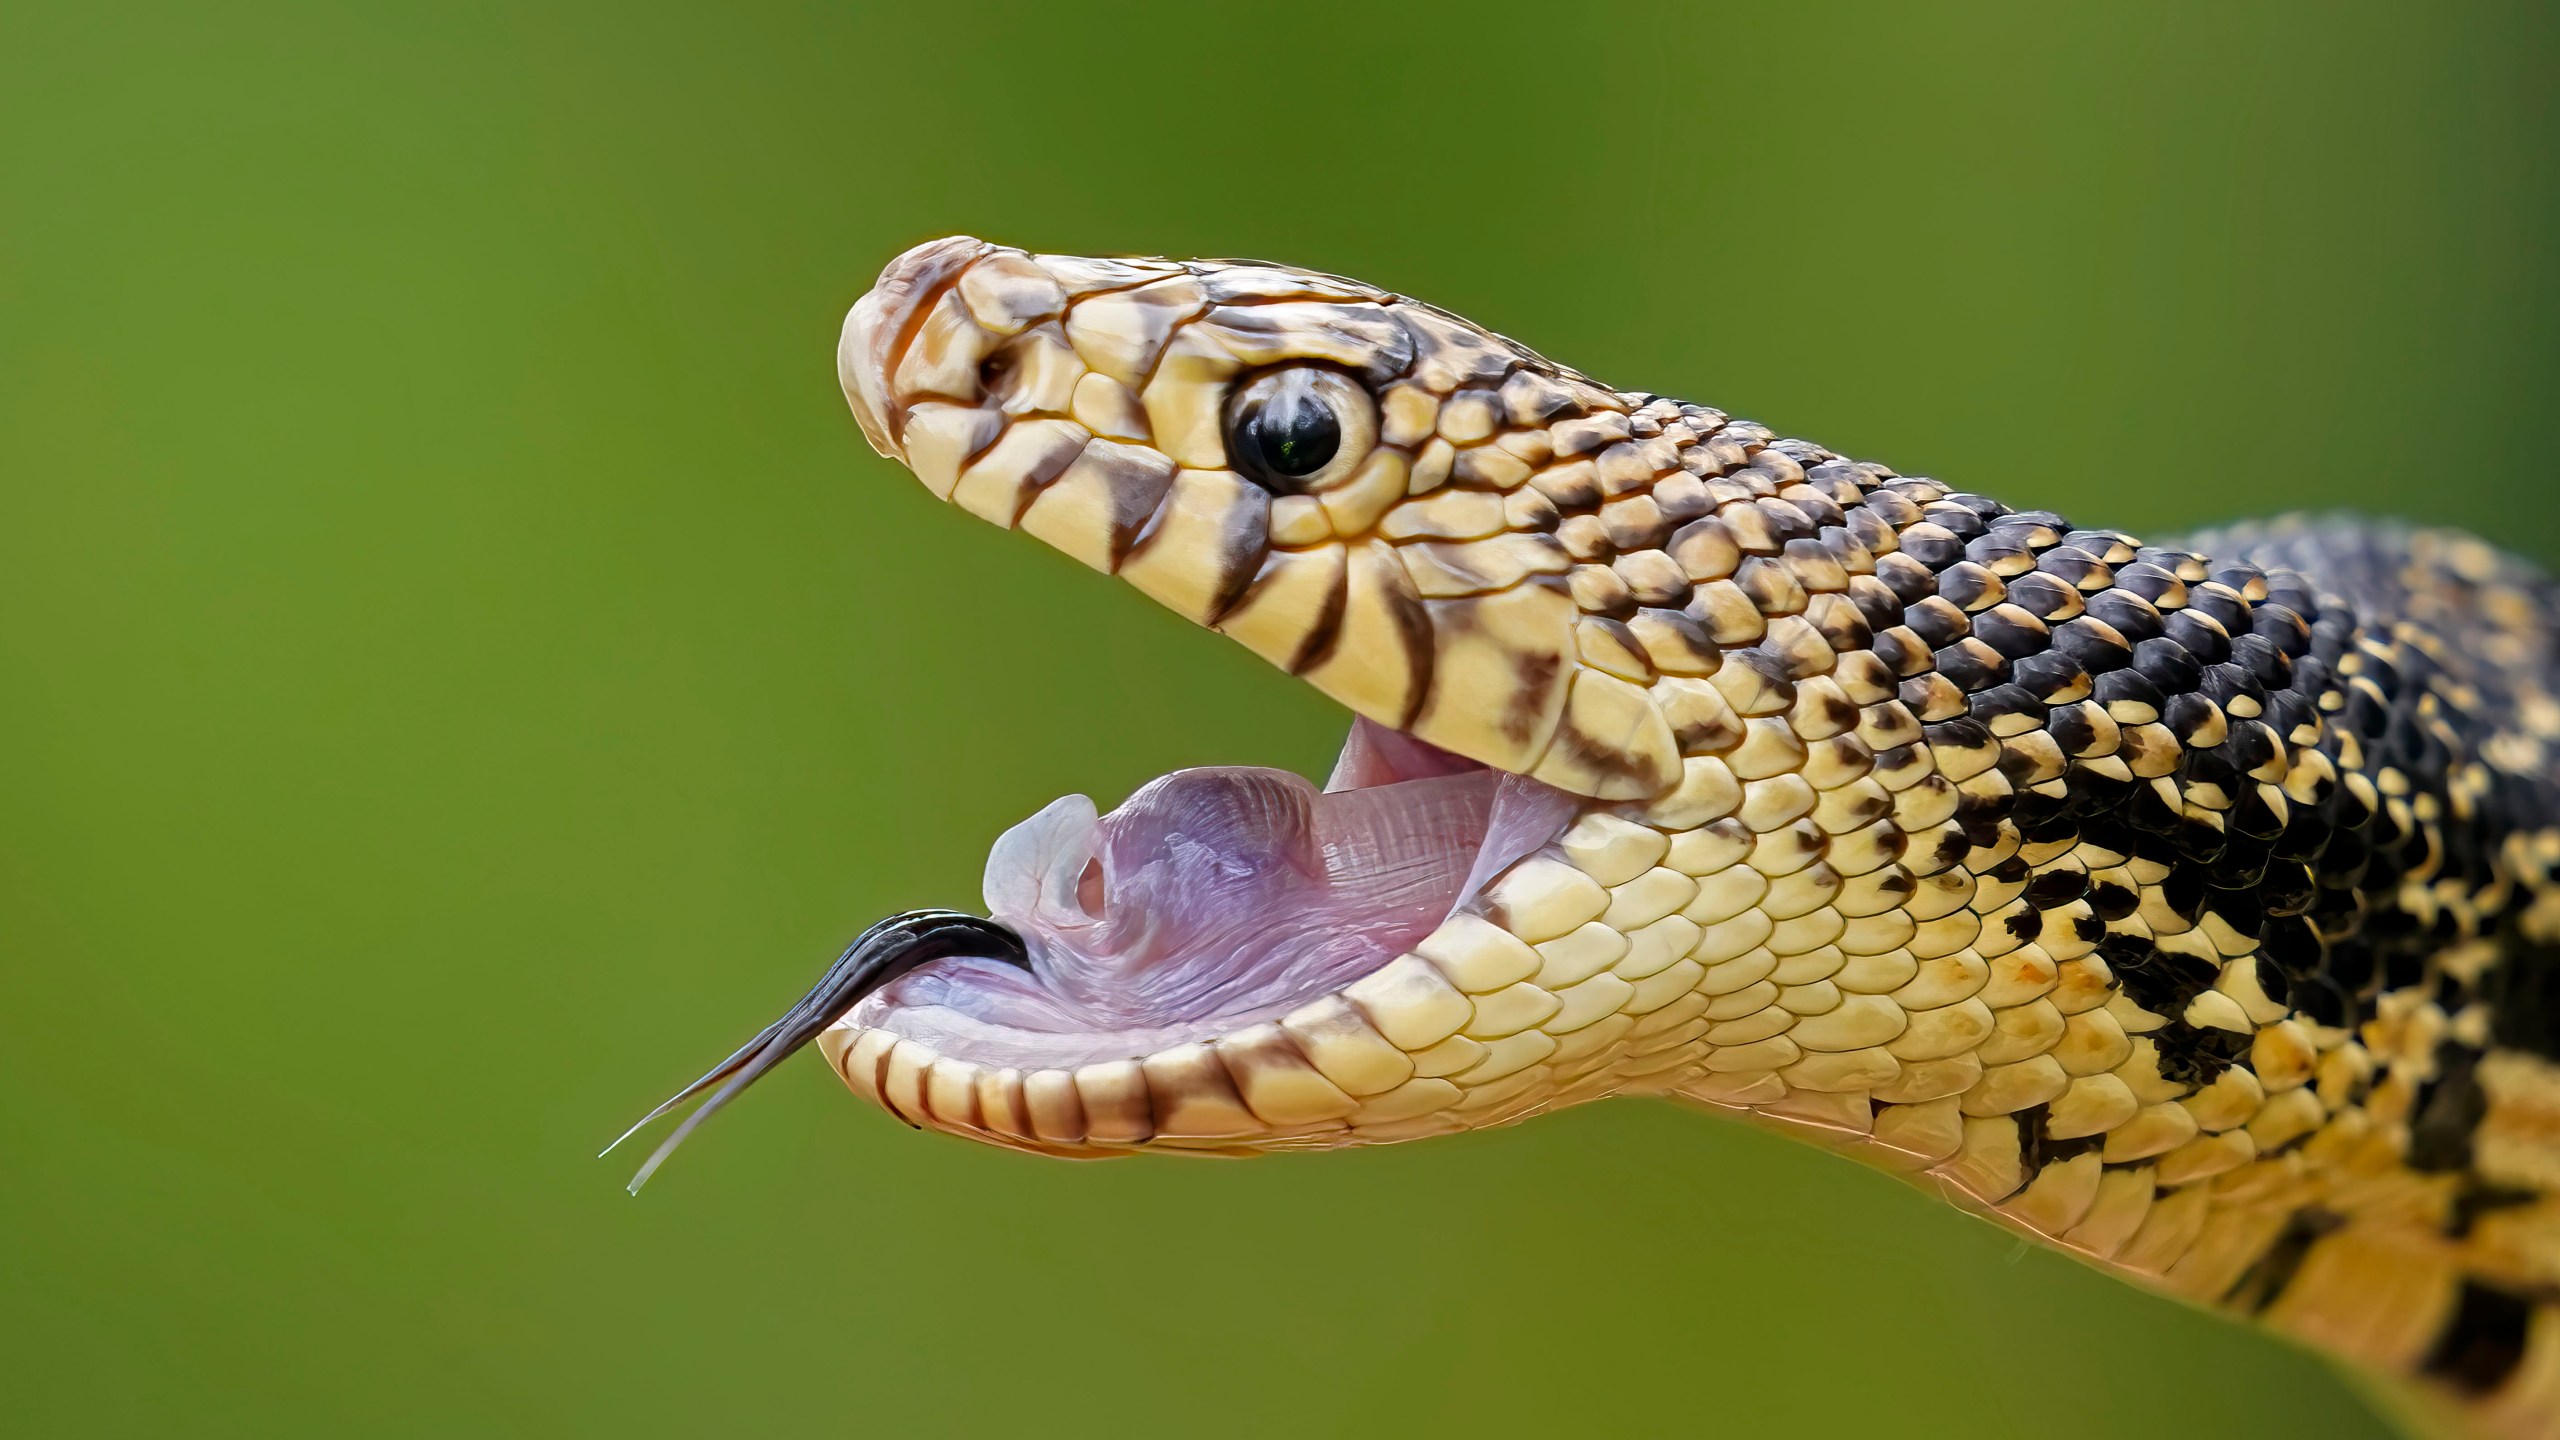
(840, 235), (1723, 801)
(620, 237), (1838, 1174)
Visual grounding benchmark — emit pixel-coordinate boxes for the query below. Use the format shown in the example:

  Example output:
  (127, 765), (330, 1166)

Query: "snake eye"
(1224, 367), (1377, 493)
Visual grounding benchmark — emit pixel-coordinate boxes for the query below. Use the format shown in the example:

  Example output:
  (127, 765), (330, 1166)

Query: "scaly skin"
(825, 237), (2560, 1435)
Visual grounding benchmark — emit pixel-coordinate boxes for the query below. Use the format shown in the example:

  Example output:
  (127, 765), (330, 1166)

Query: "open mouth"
(850, 720), (1578, 1073)
(612, 719), (1579, 1185)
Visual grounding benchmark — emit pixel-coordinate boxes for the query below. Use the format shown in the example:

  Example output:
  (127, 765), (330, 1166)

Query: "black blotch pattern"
(2016, 1101), (2104, 1172)
(2408, 1042), (2490, 1173)
(2489, 938), (2560, 1058)
(2449, 1183), (2540, 1239)
(2025, 867), (2089, 909)
(1760, 464), (2560, 1241)
(2422, 1281), (2537, 1395)
(2152, 1022), (2253, 1087)
(2230, 1207), (2344, 1311)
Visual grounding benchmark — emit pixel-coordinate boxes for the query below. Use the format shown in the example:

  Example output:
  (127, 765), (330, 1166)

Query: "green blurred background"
(6, 2), (2555, 1435)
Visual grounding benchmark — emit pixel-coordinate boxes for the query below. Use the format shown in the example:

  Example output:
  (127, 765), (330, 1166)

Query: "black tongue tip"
(604, 909), (1029, 1194)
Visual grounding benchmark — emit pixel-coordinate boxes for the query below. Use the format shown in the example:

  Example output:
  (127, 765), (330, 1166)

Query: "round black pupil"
(1249, 382), (1341, 479)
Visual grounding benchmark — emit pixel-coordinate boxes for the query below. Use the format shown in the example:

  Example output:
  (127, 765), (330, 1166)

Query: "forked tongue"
(602, 909), (1029, 1193)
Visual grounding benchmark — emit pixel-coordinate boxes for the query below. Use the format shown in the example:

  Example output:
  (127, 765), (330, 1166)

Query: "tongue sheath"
(604, 909), (1028, 1193)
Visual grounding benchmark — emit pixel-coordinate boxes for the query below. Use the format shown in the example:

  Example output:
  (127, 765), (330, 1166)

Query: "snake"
(612, 236), (2560, 1437)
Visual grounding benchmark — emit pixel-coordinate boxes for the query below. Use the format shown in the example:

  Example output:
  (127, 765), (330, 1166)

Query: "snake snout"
(843, 237), (1199, 512)
(838, 234), (997, 460)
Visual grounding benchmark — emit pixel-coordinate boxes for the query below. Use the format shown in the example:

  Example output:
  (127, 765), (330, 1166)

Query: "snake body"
(728, 236), (2560, 1434)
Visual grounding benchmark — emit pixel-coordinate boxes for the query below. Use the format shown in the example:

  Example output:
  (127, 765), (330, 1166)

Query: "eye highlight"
(1223, 367), (1377, 494)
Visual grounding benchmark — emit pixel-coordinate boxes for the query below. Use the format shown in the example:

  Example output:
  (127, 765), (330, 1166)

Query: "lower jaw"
(817, 923), (1726, 1154)
(815, 985), (1673, 1157)
(816, 1019), (1436, 1157)
(816, 726), (1729, 1155)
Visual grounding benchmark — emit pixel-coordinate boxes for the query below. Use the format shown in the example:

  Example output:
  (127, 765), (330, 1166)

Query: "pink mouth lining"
(845, 720), (1580, 1070)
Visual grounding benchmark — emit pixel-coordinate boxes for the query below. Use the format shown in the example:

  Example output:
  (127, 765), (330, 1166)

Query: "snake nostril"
(976, 348), (1016, 402)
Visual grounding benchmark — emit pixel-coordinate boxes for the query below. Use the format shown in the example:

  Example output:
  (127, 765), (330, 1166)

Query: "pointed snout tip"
(839, 234), (997, 460)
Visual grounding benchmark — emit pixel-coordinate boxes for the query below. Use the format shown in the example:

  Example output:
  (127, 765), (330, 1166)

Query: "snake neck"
(1449, 400), (2560, 1433)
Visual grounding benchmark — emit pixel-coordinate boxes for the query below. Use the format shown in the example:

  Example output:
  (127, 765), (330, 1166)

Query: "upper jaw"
(832, 237), (1693, 809)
